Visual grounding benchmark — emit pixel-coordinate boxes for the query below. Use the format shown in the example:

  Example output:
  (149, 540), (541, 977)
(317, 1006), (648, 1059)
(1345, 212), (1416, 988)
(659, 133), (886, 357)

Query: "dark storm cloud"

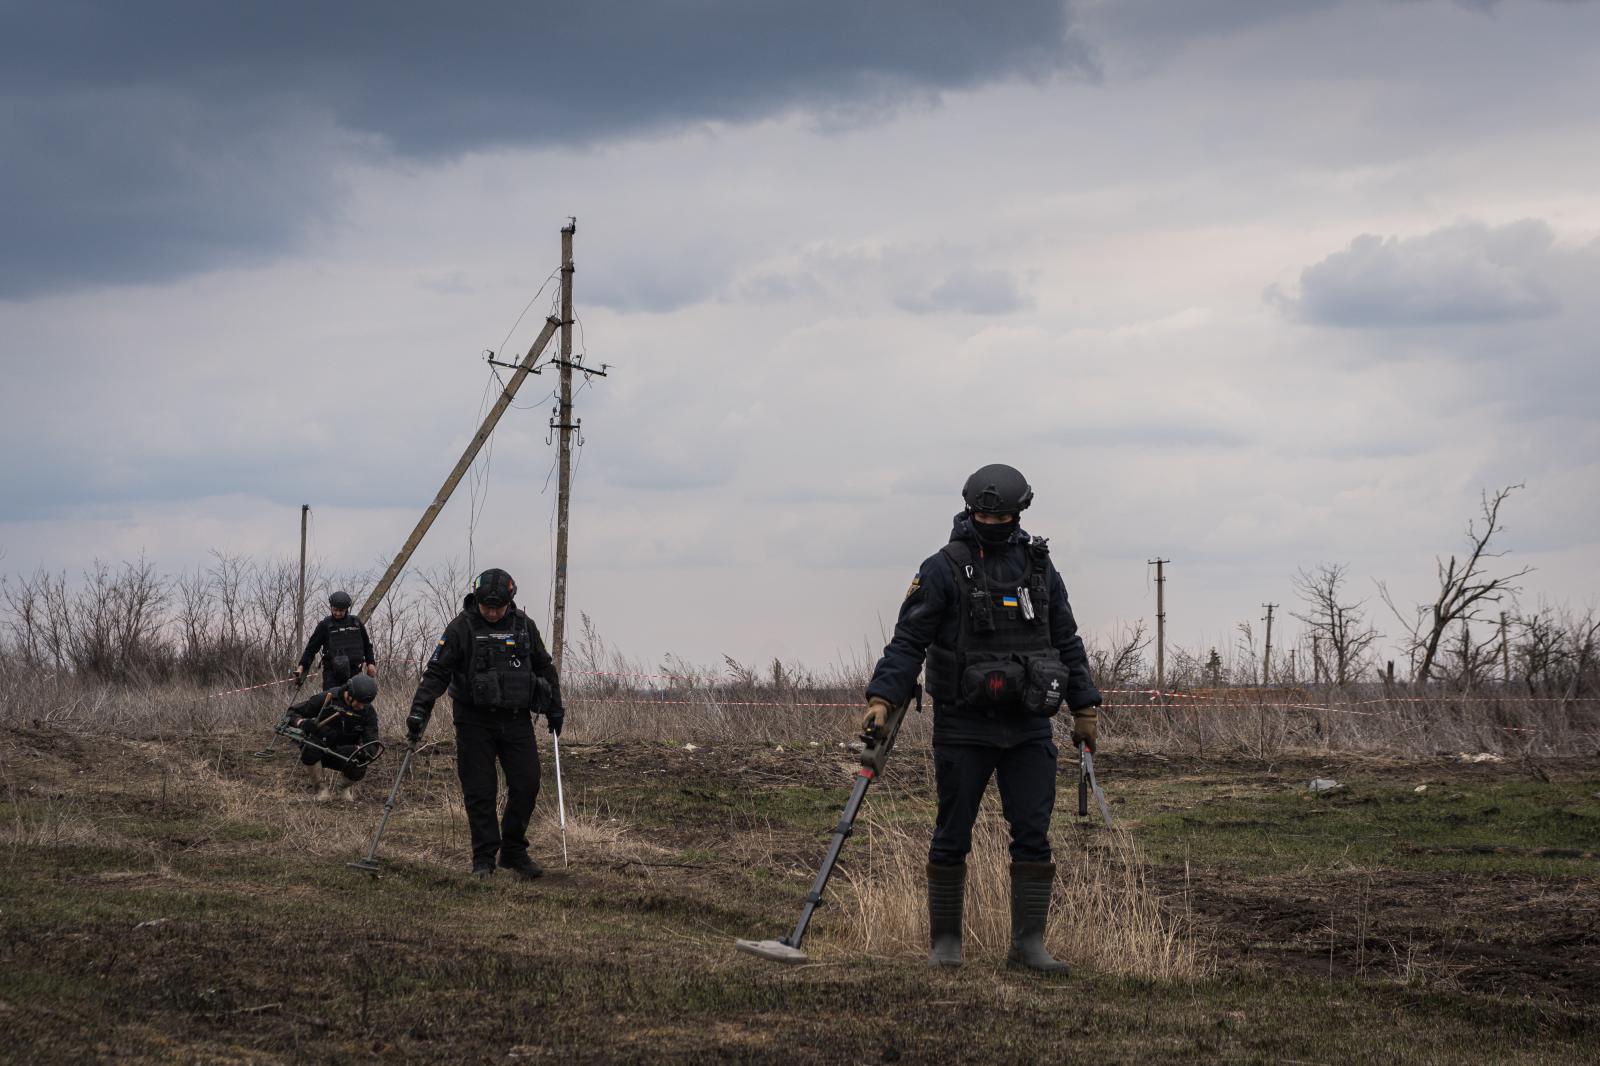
(1267, 220), (1565, 328)
(0, 0), (1087, 298)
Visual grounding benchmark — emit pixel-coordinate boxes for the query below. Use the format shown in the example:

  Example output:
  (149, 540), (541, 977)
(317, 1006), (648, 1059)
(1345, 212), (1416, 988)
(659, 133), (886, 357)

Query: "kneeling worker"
(285, 673), (381, 802)
(404, 568), (564, 880)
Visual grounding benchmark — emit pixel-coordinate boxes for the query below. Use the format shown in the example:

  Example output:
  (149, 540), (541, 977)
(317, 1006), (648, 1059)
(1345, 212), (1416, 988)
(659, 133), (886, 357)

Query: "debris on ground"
(1456, 752), (1505, 764)
(1308, 778), (1343, 793)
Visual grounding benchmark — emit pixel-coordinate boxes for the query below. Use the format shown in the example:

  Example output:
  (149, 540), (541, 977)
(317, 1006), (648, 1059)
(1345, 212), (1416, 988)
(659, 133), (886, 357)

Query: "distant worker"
(295, 590), (376, 690)
(404, 568), (564, 880)
(863, 464), (1102, 973)
(283, 674), (381, 802)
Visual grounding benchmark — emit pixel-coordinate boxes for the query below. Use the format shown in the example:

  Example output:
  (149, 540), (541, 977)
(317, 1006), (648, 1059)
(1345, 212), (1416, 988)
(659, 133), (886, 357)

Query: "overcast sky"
(2, 0), (1597, 677)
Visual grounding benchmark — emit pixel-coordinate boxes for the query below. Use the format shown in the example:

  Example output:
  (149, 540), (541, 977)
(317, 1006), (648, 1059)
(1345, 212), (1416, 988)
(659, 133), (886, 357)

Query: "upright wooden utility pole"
(295, 504), (309, 655)
(1150, 558), (1169, 694)
(1261, 603), (1277, 687)
(550, 220), (577, 674)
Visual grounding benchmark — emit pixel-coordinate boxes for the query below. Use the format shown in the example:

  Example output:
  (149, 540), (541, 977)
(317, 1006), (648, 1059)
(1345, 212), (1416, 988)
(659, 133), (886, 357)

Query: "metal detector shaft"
(1081, 746), (1113, 829)
(1078, 745), (1089, 818)
(552, 733), (567, 867)
(776, 686), (918, 954)
(349, 744), (416, 871)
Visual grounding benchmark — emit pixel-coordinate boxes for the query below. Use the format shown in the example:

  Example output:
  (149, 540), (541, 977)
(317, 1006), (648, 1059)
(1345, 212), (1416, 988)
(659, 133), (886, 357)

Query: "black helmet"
(329, 590), (353, 610)
(346, 674), (378, 703)
(962, 464), (1033, 514)
(473, 568), (517, 608)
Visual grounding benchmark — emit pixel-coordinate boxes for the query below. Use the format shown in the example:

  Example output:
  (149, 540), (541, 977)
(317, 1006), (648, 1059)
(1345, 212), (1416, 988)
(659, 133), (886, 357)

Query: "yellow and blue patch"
(1001, 594), (1020, 608)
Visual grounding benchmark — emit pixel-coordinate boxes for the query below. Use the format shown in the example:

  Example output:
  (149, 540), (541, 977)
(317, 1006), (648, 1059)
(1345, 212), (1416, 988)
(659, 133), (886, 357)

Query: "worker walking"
(404, 569), (564, 879)
(295, 590), (377, 690)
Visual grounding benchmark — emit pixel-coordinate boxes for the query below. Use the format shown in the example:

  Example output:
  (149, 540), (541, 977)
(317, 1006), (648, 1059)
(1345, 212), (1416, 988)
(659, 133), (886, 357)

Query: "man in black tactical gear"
(284, 673), (381, 802)
(864, 463), (1101, 973)
(404, 568), (564, 880)
(294, 590), (377, 691)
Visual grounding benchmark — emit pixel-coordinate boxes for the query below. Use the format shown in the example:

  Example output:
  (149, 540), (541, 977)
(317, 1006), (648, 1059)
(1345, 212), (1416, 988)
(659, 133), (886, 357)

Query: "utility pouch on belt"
(1020, 657), (1071, 718)
(960, 658), (1026, 712)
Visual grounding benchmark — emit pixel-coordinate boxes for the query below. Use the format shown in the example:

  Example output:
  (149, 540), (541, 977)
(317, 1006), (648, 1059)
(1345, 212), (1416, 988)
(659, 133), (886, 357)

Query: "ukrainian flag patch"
(1001, 594), (1020, 608)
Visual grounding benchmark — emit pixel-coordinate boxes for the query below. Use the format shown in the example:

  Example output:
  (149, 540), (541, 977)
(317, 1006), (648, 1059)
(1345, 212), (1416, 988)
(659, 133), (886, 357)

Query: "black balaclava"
(971, 513), (1018, 547)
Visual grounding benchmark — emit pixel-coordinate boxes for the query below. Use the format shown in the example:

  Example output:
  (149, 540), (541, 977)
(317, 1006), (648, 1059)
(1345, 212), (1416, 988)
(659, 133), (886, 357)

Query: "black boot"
(501, 852), (543, 881)
(926, 862), (965, 968)
(1005, 861), (1070, 974)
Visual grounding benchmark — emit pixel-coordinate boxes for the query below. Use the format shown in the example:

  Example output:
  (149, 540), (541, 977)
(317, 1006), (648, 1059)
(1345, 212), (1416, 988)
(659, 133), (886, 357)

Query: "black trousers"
(299, 741), (368, 781)
(929, 739), (1057, 866)
(453, 707), (541, 867)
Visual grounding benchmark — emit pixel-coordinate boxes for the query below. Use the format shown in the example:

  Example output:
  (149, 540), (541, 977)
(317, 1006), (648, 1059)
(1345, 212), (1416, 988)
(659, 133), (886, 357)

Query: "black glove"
(546, 706), (564, 737)
(296, 717), (320, 735)
(405, 709), (427, 744)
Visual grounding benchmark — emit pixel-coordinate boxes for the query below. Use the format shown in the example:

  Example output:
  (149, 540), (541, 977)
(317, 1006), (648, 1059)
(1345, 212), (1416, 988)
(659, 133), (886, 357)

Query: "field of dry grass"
(3, 697), (1598, 1063)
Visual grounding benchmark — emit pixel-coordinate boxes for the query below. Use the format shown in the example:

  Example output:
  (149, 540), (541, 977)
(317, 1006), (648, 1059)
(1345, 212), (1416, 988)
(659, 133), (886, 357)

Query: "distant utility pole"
(295, 504), (309, 655)
(1261, 603), (1277, 687)
(1149, 558), (1169, 694)
(548, 217), (609, 674)
(1499, 611), (1511, 686)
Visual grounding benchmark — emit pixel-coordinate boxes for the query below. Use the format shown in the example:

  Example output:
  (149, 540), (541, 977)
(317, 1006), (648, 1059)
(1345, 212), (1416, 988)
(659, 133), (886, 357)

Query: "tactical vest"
(324, 617), (366, 677)
(465, 611), (542, 712)
(924, 538), (1071, 718)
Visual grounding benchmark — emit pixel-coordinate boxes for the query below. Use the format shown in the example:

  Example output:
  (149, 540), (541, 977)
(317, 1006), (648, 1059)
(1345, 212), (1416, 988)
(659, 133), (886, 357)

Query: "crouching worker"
(404, 568), (564, 880)
(863, 464), (1102, 973)
(283, 674), (382, 802)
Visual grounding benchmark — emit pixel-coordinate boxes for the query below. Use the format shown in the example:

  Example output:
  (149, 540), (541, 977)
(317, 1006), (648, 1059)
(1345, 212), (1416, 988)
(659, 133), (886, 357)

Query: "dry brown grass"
(820, 792), (1209, 980)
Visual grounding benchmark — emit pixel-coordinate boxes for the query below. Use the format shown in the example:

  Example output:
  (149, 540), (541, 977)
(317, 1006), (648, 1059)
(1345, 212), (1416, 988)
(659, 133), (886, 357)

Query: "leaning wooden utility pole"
(295, 504), (309, 655)
(551, 220), (577, 673)
(1150, 558), (1169, 696)
(1261, 603), (1277, 687)
(358, 311), (562, 622)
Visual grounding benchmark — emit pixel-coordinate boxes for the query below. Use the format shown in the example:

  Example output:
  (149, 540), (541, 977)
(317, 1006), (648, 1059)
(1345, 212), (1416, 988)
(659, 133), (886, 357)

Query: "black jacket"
(297, 614), (376, 672)
(287, 686), (380, 746)
(409, 598), (562, 723)
(866, 513), (1102, 746)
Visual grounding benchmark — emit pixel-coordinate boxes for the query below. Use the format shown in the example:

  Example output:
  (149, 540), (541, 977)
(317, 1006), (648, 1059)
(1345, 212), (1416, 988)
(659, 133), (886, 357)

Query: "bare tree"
(1381, 485), (1532, 686)
(1291, 564), (1380, 687)
(1088, 620), (1151, 689)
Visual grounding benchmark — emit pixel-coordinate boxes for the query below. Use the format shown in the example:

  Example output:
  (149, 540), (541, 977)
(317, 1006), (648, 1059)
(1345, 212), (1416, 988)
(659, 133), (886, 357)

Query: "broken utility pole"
(358, 240), (567, 621)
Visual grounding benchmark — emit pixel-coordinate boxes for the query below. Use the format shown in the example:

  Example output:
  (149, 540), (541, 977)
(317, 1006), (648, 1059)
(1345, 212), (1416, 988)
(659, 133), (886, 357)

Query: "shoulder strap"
(939, 540), (994, 634)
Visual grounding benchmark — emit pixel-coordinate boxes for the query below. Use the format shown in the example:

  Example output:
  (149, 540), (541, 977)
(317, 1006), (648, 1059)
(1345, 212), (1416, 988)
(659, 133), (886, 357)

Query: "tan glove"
(1070, 709), (1098, 752)
(861, 697), (892, 737)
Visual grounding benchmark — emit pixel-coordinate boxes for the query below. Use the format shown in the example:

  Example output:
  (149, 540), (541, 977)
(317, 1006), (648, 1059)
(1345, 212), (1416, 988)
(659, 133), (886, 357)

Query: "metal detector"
(270, 717), (386, 771)
(1078, 743), (1113, 829)
(347, 743), (417, 874)
(735, 687), (921, 965)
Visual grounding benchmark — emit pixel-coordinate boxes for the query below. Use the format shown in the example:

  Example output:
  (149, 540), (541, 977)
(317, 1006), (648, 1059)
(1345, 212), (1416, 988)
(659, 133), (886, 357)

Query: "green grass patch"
(1134, 775), (1600, 875)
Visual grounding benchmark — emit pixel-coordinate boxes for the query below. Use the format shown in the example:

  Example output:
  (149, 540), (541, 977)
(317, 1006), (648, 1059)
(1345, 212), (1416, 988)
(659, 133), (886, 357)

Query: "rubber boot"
(926, 862), (965, 968)
(1005, 861), (1070, 974)
(337, 777), (358, 803)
